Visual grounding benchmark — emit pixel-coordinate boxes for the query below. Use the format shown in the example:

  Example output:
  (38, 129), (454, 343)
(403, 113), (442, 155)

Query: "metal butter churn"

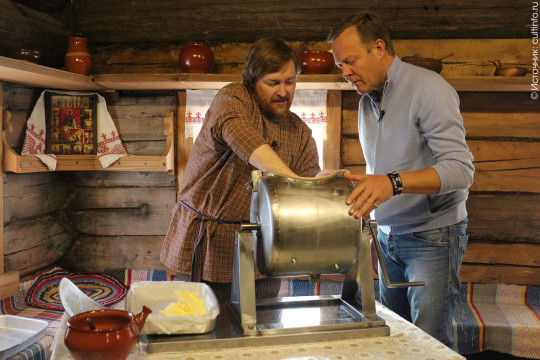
(232, 170), (423, 338)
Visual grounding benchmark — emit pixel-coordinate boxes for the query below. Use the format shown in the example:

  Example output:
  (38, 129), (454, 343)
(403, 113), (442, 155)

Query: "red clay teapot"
(64, 306), (151, 360)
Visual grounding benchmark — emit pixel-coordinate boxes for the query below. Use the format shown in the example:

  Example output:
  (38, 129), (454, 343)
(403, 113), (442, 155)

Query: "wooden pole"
(176, 91), (193, 200)
(323, 90), (342, 171)
(0, 84), (20, 299)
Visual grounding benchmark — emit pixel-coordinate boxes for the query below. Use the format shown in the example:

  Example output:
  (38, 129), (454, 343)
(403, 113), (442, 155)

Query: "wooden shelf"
(92, 73), (357, 90)
(92, 73), (531, 92)
(2, 114), (175, 174)
(0, 57), (531, 92)
(0, 56), (102, 91)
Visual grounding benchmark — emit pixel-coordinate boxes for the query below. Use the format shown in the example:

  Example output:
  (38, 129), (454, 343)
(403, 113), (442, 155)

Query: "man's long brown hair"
(242, 37), (300, 92)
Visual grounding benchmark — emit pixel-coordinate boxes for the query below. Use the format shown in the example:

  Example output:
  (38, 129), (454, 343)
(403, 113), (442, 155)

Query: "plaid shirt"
(161, 83), (320, 283)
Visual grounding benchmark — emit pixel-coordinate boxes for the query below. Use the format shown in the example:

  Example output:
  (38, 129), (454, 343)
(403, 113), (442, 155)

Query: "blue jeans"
(377, 219), (468, 347)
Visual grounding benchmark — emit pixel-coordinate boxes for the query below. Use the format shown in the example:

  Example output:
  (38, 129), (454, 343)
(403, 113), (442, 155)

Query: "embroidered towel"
(185, 89), (328, 166)
(21, 90), (127, 170)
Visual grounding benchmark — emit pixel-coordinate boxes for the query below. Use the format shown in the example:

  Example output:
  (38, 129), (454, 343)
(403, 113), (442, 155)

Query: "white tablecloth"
(51, 302), (465, 360)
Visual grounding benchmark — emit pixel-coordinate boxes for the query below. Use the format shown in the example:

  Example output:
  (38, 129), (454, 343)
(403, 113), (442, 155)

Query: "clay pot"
(300, 50), (334, 74)
(64, 306), (151, 360)
(401, 53), (454, 74)
(12, 49), (41, 63)
(489, 59), (528, 76)
(179, 43), (214, 73)
(65, 36), (92, 75)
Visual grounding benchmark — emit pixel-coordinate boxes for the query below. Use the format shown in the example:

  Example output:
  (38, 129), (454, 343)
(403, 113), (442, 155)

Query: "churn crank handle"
(365, 220), (425, 288)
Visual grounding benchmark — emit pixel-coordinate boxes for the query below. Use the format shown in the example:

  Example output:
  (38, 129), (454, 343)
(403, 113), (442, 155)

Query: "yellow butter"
(160, 290), (207, 317)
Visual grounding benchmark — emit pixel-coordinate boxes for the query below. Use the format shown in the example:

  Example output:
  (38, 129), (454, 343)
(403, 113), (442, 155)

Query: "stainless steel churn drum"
(251, 168), (359, 278)
(231, 170), (423, 338)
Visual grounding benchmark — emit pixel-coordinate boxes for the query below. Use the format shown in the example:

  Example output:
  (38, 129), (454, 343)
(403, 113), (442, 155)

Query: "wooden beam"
(92, 73), (356, 90)
(460, 243), (540, 285)
(344, 112), (540, 139)
(342, 139), (540, 193)
(163, 112), (175, 175)
(0, 84), (20, 299)
(60, 236), (168, 272)
(460, 264), (540, 286)
(71, 3), (531, 44)
(463, 243), (540, 267)
(0, 272), (19, 300)
(1, 84), (3, 274)
(462, 112), (540, 138)
(176, 91), (192, 200)
(466, 193), (540, 242)
(323, 90), (342, 171)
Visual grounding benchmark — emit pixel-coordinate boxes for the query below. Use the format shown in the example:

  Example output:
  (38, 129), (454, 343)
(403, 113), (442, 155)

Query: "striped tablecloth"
(2, 269), (539, 359)
(453, 283), (540, 358)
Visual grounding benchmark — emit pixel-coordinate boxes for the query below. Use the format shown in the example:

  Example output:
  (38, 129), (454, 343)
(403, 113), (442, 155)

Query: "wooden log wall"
(2, 170), (70, 278)
(343, 91), (540, 285)
(70, 0), (532, 44)
(52, 92), (178, 272)
(90, 39), (532, 76)
(0, 0), (67, 68)
(59, 172), (176, 271)
(2, 84), (71, 279)
(2, 29), (538, 285)
(97, 37), (534, 285)
(337, 38), (540, 285)
(2, 0), (533, 74)
(2, 84), (177, 275)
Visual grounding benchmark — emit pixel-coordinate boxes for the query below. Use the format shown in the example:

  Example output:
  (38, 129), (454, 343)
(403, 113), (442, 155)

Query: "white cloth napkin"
(21, 90), (127, 170)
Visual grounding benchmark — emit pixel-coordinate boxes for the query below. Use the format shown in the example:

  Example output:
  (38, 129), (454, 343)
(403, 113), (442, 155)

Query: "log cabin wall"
(343, 90), (540, 285)
(58, 93), (177, 272)
(2, 84), (71, 279)
(0, 0), (538, 284)
(1, 83), (177, 278)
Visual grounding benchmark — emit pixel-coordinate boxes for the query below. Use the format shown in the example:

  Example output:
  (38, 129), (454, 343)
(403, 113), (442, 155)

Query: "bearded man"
(161, 37), (322, 303)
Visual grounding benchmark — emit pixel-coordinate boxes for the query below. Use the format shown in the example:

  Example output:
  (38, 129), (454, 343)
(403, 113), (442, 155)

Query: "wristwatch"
(387, 171), (403, 195)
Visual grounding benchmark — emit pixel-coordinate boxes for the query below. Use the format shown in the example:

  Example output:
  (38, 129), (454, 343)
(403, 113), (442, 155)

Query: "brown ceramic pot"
(401, 53), (453, 74)
(64, 306), (151, 360)
(12, 49), (41, 63)
(179, 42), (214, 73)
(65, 37), (92, 75)
(489, 59), (528, 76)
(300, 50), (334, 74)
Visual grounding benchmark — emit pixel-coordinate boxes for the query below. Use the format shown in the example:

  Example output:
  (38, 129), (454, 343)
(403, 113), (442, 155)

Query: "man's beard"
(255, 94), (291, 119)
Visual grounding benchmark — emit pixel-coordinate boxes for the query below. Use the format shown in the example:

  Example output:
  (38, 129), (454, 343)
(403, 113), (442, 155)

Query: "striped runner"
(2, 269), (539, 359)
(453, 283), (540, 358)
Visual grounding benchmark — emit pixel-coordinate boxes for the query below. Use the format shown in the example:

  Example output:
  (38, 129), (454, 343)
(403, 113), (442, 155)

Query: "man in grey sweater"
(328, 13), (474, 347)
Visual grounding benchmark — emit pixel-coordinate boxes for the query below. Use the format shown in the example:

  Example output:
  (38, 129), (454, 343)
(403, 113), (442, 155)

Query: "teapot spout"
(134, 305), (152, 331)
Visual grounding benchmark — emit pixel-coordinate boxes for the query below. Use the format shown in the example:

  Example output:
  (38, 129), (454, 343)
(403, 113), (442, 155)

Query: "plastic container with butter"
(125, 281), (219, 335)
